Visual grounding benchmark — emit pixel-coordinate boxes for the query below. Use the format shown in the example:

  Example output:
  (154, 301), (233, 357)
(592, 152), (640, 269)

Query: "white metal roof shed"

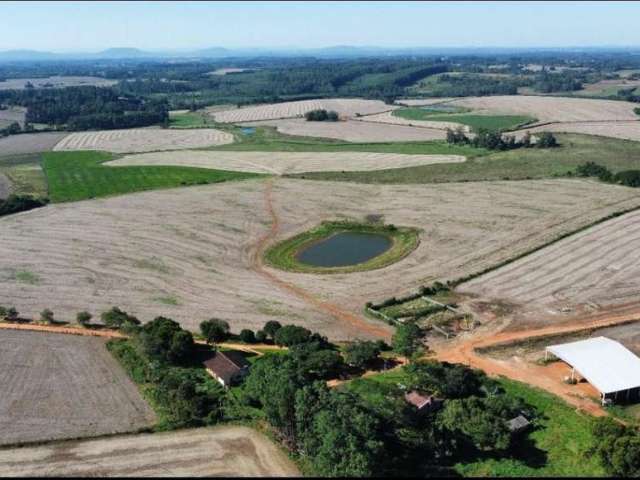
(546, 336), (640, 395)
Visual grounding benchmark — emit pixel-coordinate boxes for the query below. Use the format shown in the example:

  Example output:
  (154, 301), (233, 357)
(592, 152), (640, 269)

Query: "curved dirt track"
(53, 128), (234, 153)
(108, 150), (465, 174)
(435, 305), (640, 416)
(0, 426), (300, 477)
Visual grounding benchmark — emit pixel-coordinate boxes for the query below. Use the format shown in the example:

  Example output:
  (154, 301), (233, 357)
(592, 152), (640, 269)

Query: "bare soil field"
(0, 76), (117, 90)
(241, 118), (446, 142)
(513, 120), (640, 142)
(0, 132), (68, 155)
(0, 330), (155, 446)
(355, 110), (472, 132)
(1, 178), (639, 341)
(212, 98), (397, 123)
(448, 95), (639, 123)
(459, 209), (640, 329)
(107, 150), (464, 174)
(0, 425), (299, 477)
(53, 128), (234, 153)
(0, 173), (10, 198)
(0, 107), (26, 127)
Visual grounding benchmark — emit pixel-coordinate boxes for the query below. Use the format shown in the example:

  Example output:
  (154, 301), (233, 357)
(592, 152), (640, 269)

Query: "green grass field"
(344, 371), (604, 477)
(42, 150), (263, 203)
(0, 153), (48, 198)
(290, 133), (640, 184)
(169, 110), (212, 128)
(393, 107), (536, 132)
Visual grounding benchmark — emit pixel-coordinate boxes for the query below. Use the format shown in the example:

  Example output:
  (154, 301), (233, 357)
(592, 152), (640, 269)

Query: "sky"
(2, 1), (640, 52)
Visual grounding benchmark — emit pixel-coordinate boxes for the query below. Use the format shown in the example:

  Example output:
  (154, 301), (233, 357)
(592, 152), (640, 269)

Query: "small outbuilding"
(404, 391), (443, 413)
(545, 336), (640, 405)
(203, 350), (250, 388)
(507, 414), (531, 434)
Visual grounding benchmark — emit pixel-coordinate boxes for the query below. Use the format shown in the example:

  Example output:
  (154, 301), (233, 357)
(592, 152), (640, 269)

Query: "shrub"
(536, 131), (558, 148)
(392, 321), (424, 358)
(76, 311), (92, 326)
(575, 161), (613, 181)
(6, 307), (19, 321)
(138, 316), (195, 365)
(304, 109), (339, 121)
(200, 318), (230, 344)
(255, 330), (268, 343)
(239, 329), (256, 344)
(344, 340), (381, 369)
(101, 306), (139, 329)
(263, 320), (282, 339)
(614, 170), (640, 188)
(40, 308), (54, 324)
(0, 306), (6, 318)
(274, 325), (313, 346)
(0, 194), (48, 217)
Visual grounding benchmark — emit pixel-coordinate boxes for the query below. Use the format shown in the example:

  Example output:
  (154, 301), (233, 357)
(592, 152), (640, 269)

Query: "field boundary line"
(0, 321), (125, 338)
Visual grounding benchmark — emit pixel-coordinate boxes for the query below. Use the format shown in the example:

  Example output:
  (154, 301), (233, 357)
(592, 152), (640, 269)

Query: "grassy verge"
(42, 150), (264, 203)
(454, 378), (604, 477)
(0, 153), (48, 198)
(264, 220), (420, 274)
(289, 133), (640, 184)
(169, 110), (213, 128)
(393, 107), (536, 132)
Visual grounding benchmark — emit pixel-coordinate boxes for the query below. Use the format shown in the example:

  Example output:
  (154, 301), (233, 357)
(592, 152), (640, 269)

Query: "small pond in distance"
(241, 127), (256, 135)
(296, 232), (392, 268)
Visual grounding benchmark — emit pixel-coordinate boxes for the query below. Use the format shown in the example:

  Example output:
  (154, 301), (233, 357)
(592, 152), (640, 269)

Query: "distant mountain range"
(1, 45), (640, 62)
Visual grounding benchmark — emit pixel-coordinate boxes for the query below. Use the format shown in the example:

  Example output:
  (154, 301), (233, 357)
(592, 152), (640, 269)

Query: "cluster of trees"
(531, 70), (584, 93)
(0, 194), (48, 215)
(592, 417), (640, 477)
(0, 86), (168, 131)
(304, 109), (339, 121)
(576, 161), (640, 187)
(446, 127), (558, 151)
(421, 73), (522, 97)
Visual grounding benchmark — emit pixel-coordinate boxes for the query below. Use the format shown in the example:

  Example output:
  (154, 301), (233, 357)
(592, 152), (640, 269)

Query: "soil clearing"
(459, 208), (640, 330)
(212, 98), (397, 123)
(0, 329), (155, 446)
(107, 150), (465, 174)
(0, 132), (68, 156)
(1, 178), (639, 340)
(240, 118), (447, 142)
(53, 128), (234, 153)
(0, 425), (299, 477)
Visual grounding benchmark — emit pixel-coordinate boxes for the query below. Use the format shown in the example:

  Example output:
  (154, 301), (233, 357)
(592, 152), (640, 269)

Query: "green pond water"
(296, 232), (392, 268)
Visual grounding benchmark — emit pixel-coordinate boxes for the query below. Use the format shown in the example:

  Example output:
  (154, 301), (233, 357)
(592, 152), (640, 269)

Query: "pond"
(241, 127), (256, 135)
(296, 232), (392, 268)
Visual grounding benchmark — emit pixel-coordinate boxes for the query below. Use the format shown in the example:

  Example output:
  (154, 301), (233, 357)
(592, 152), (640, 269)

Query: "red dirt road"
(250, 179), (391, 340)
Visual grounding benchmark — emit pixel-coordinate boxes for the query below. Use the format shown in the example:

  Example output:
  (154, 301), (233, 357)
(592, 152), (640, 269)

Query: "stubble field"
(459, 209), (640, 329)
(53, 128), (234, 153)
(0, 132), (68, 155)
(106, 150), (465, 174)
(1, 178), (639, 340)
(212, 98), (397, 123)
(240, 118), (446, 142)
(0, 330), (155, 446)
(0, 426), (299, 477)
(514, 120), (640, 142)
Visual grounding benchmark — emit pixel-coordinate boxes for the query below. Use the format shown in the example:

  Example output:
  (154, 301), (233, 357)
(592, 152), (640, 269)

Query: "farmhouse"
(545, 336), (640, 405)
(404, 391), (443, 413)
(203, 350), (250, 388)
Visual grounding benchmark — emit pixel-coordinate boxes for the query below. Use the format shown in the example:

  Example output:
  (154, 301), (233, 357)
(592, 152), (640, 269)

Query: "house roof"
(546, 337), (640, 394)
(404, 391), (437, 409)
(203, 350), (249, 381)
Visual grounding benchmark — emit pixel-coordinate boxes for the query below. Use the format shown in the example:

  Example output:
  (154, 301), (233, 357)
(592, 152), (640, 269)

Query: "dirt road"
(434, 306), (640, 415)
(250, 179), (391, 339)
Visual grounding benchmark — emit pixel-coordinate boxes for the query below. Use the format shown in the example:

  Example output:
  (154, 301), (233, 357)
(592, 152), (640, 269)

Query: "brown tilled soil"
(0, 132), (68, 156)
(53, 128), (234, 153)
(212, 98), (397, 123)
(107, 150), (465, 174)
(459, 209), (640, 330)
(0, 330), (155, 446)
(0, 426), (299, 477)
(1, 178), (639, 341)
(241, 118), (447, 142)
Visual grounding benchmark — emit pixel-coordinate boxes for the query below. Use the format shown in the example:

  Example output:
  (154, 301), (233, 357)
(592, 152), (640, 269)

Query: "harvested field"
(0, 132), (68, 156)
(0, 173), (10, 198)
(212, 98), (396, 123)
(459, 209), (640, 329)
(0, 107), (26, 127)
(355, 110), (471, 132)
(513, 121), (640, 142)
(53, 128), (234, 153)
(1, 178), (639, 340)
(448, 95), (639, 123)
(0, 425), (299, 477)
(107, 150), (465, 174)
(395, 98), (454, 106)
(0, 330), (155, 446)
(0, 76), (117, 90)
(241, 118), (446, 142)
